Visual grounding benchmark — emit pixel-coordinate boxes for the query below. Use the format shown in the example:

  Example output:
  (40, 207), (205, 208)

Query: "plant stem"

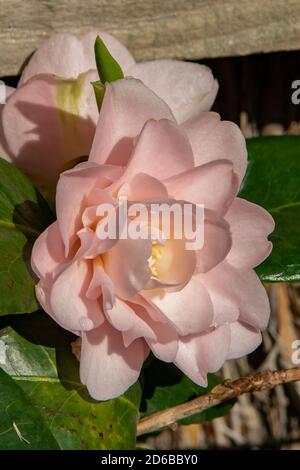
(137, 367), (300, 436)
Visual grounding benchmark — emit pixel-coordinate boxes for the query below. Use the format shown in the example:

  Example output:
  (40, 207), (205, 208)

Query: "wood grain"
(1, 0), (300, 76)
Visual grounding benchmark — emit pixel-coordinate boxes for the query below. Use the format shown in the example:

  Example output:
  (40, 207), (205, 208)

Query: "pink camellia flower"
(0, 31), (217, 194)
(31, 77), (274, 401)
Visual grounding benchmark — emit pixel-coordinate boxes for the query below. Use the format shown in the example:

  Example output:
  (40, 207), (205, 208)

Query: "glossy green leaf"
(140, 358), (233, 426)
(240, 136), (300, 282)
(0, 312), (141, 450)
(0, 368), (59, 449)
(0, 158), (53, 314)
(94, 35), (124, 84)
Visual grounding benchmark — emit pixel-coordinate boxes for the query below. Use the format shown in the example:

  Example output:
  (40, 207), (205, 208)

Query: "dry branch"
(137, 367), (300, 436)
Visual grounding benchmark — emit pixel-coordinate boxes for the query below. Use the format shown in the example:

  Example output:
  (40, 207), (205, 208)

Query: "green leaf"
(0, 312), (140, 450)
(0, 368), (59, 449)
(0, 158), (53, 315)
(140, 358), (233, 427)
(240, 136), (300, 282)
(94, 35), (124, 84)
(92, 80), (106, 110)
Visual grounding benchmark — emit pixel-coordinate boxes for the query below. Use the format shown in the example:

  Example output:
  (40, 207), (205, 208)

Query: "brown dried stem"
(137, 367), (300, 436)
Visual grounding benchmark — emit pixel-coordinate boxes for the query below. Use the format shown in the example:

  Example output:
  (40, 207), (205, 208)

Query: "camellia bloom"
(31, 77), (274, 401)
(0, 31), (217, 193)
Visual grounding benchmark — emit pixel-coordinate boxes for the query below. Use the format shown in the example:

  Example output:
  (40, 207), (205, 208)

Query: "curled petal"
(200, 262), (270, 330)
(142, 277), (213, 336)
(164, 159), (238, 215)
(103, 237), (152, 299)
(174, 324), (231, 386)
(56, 162), (121, 256)
(89, 78), (175, 166)
(31, 222), (66, 279)
(196, 212), (232, 273)
(50, 260), (104, 332)
(122, 119), (194, 183)
(128, 60), (218, 123)
(227, 321), (262, 359)
(80, 321), (147, 401)
(225, 198), (275, 270)
(182, 112), (247, 185)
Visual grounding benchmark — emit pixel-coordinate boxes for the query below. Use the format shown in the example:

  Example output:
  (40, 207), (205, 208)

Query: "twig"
(137, 367), (300, 436)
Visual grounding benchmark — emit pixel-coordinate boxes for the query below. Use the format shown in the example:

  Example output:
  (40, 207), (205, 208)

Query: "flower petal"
(164, 160), (238, 214)
(80, 322), (147, 401)
(182, 112), (247, 185)
(225, 198), (275, 270)
(200, 262), (270, 330)
(142, 276), (213, 336)
(122, 298), (178, 362)
(1, 71), (99, 191)
(196, 213), (232, 273)
(174, 324), (231, 387)
(50, 260), (104, 331)
(56, 162), (121, 256)
(227, 321), (262, 359)
(122, 119), (194, 183)
(103, 237), (152, 299)
(19, 31), (135, 85)
(89, 78), (175, 166)
(119, 173), (169, 201)
(31, 221), (66, 279)
(129, 60), (218, 123)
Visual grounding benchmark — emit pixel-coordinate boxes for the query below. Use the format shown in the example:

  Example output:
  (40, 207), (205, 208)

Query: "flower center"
(148, 240), (163, 278)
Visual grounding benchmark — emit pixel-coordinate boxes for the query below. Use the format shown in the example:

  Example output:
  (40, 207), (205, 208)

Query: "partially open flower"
(0, 31), (217, 195)
(31, 77), (274, 401)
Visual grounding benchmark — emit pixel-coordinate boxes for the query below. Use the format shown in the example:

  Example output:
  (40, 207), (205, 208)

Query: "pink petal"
(225, 198), (275, 270)
(196, 213), (232, 273)
(200, 262), (270, 330)
(238, 269), (271, 329)
(145, 321), (179, 362)
(35, 280), (79, 335)
(142, 276), (213, 336)
(119, 173), (168, 201)
(128, 60), (218, 123)
(19, 31), (135, 85)
(164, 160), (238, 214)
(209, 288), (239, 325)
(123, 298), (178, 361)
(103, 237), (152, 299)
(104, 297), (157, 345)
(86, 258), (115, 303)
(80, 321), (146, 400)
(174, 324), (231, 387)
(122, 119), (194, 183)
(2, 71), (99, 191)
(31, 221), (66, 279)
(182, 112), (247, 185)
(89, 78), (175, 166)
(50, 259), (104, 332)
(227, 321), (262, 359)
(56, 162), (121, 256)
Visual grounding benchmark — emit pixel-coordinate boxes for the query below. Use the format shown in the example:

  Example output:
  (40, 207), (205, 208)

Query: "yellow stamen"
(148, 240), (163, 278)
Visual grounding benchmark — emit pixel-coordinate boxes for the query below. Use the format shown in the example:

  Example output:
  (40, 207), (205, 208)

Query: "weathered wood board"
(1, 0), (300, 76)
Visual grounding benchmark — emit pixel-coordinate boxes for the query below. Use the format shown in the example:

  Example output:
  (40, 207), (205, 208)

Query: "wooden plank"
(1, 0), (300, 77)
